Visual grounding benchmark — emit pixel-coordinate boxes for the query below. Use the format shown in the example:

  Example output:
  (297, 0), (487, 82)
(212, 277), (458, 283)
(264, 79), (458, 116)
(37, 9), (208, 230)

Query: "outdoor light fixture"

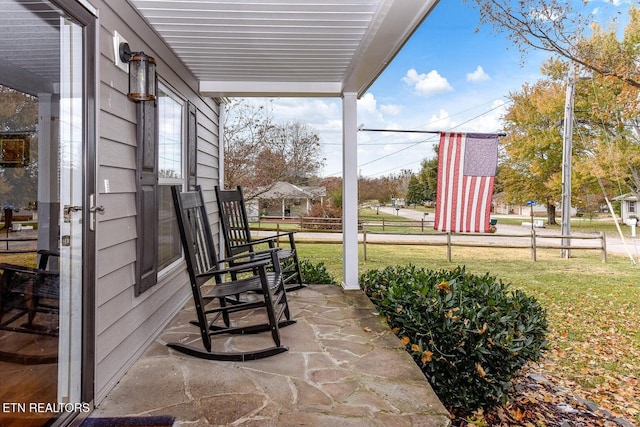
(119, 42), (156, 102)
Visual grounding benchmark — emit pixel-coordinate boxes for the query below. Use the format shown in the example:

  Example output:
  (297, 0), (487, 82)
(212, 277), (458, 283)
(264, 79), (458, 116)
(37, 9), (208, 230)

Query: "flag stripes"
(434, 132), (498, 233)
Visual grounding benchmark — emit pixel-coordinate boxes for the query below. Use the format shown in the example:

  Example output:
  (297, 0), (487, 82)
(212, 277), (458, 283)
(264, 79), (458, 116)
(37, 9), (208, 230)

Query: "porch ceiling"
(128, 0), (439, 97)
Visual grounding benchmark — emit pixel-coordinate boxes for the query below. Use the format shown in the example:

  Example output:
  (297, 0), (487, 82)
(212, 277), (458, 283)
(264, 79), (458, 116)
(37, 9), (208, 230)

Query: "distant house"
(492, 193), (546, 216)
(613, 193), (638, 225)
(247, 182), (326, 220)
(492, 193), (576, 217)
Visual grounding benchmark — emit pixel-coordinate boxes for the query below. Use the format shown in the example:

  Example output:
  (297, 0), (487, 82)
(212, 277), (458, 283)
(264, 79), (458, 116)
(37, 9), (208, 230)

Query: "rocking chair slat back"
(215, 185), (305, 291)
(217, 186), (253, 256)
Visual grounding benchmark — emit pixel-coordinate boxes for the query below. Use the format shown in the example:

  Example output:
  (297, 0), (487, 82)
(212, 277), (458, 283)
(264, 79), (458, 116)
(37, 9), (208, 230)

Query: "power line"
(322, 99), (511, 177)
(353, 98), (509, 145)
(358, 101), (510, 175)
(359, 128), (440, 134)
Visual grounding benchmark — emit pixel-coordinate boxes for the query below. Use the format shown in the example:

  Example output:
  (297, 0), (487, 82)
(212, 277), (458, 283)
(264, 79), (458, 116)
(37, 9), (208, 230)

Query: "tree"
(358, 170), (413, 205)
(0, 85), (38, 210)
(405, 175), (423, 205)
(405, 156), (438, 205)
(223, 99), (325, 199)
(463, 1), (640, 88)
(499, 78), (567, 224)
(572, 11), (640, 199)
(416, 154), (439, 203)
(467, 2), (640, 204)
(0, 85), (38, 132)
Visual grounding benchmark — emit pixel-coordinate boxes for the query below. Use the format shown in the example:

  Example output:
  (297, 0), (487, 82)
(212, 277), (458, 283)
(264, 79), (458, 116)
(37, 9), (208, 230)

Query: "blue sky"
(252, 0), (633, 178)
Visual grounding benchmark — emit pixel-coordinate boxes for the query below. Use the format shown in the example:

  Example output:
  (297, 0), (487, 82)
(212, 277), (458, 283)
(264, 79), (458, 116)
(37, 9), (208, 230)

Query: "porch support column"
(37, 93), (59, 266)
(342, 92), (359, 290)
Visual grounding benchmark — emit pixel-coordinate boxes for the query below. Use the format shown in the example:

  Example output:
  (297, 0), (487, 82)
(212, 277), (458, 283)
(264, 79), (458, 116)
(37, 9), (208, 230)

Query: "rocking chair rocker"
(169, 185), (295, 361)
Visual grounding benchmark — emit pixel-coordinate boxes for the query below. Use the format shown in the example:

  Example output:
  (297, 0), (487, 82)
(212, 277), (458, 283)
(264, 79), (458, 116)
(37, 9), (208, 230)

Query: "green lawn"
(296, 242), (640, 422)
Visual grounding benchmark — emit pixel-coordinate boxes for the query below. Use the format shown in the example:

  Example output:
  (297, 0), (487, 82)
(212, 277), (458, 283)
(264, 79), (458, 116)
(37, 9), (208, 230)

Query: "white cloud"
(271, 98), (339, 124)
(380, 104), (402, 116)
(358, 92), (378, 113)
(357, 93), (402, 130)
(428, 109), (456, 129)
(402, 68), (453, 97)
(466, 66), (490, 83)
(473, 99), (508, 133)
(602, 0), (627, 6)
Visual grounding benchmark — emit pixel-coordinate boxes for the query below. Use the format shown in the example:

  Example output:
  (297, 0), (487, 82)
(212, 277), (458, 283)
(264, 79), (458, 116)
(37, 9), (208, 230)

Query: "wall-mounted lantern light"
(119, 42), (156, 102)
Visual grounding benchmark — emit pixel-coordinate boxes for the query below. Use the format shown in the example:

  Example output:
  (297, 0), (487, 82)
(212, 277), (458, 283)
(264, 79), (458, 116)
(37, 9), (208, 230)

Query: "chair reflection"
(0, 250), (59, 337)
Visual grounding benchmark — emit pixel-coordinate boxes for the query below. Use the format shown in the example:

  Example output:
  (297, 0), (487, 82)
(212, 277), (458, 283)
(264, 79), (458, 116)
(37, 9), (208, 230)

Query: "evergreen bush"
(360, 264), (548, 410)
(298, 259), (337, 285)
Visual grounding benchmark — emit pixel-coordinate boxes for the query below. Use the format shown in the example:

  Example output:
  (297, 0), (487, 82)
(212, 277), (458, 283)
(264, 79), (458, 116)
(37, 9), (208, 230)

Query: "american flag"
(434, 132), (499, 233)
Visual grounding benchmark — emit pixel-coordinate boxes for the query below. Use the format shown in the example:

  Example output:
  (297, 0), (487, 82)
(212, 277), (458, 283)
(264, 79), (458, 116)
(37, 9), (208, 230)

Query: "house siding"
(92, 0), (220, 403)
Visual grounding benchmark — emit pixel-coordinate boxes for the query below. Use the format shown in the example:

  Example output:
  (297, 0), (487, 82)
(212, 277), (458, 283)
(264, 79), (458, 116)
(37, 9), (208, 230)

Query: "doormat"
(79, 416), (175, 427)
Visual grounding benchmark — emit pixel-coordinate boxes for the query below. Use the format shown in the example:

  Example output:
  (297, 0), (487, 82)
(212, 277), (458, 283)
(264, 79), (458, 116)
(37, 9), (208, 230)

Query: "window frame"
(156, 80), (187, 276)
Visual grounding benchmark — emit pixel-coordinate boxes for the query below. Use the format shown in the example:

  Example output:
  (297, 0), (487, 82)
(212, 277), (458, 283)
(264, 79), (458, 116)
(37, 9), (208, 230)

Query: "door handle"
(64, 205), (82, 215)
(89, 194), (104, 231)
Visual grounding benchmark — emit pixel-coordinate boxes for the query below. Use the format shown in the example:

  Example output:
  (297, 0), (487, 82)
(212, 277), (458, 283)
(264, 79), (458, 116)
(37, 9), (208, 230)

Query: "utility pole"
(560, 68), (575, 259)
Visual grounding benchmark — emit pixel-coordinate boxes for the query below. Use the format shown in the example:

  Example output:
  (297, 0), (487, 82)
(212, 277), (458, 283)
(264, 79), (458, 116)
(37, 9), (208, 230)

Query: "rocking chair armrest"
(195, 258), (271, 280)
(221, 247), (282, 265)
(37, 249), (60, 258)
(0, 263), (55, 276)
(237, 236), (278, 248)
(237, 232), (296, 249)
(268, 231), (297, 244)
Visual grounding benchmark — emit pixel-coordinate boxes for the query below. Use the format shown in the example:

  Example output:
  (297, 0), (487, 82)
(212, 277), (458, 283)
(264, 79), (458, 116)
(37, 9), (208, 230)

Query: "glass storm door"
(57, 15), (84, 408)
(0, 1), (93, 425)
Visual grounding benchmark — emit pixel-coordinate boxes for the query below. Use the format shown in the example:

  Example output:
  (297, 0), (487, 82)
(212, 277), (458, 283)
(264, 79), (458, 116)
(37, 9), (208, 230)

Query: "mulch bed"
(450, 367), (635, 427)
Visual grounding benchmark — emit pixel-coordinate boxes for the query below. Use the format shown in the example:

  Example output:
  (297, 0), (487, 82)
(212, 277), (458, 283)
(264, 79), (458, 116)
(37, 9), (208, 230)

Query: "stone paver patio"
(89, 285), (450, 426)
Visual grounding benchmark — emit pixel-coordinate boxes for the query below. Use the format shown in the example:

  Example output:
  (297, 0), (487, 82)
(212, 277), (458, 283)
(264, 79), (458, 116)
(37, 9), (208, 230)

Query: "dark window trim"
(135, 93), (159, 296)
(136, 84), (199, 293)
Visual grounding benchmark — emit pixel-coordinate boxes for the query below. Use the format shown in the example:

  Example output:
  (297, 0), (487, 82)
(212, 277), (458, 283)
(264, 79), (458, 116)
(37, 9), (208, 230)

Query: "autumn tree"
(573, 11), (640, 199)
(500, 78), (567, 224)
(223, 99), (325, 199)
(464, 1), (640, 198)
(463, 1), (640, 89)
(0, 85), (38, 132)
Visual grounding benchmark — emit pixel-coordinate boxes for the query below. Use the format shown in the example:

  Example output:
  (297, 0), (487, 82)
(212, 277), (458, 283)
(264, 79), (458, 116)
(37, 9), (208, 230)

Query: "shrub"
(304, 201), (342, 230)
(298, 259), (337, 285)
(360, 265), (548, 410)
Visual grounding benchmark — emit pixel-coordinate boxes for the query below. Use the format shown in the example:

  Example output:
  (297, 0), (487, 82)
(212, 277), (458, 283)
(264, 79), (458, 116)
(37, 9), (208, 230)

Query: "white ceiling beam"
(199, 80), (343, 98)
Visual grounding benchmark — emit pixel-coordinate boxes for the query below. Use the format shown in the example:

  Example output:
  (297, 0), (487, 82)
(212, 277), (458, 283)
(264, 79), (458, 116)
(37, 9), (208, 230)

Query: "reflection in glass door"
(58, 15), (84, 409)
(0, 1), (88, 426)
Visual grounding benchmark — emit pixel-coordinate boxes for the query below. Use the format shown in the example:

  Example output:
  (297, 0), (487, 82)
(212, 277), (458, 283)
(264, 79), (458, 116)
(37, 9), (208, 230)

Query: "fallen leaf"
(476, 363), (486, 378)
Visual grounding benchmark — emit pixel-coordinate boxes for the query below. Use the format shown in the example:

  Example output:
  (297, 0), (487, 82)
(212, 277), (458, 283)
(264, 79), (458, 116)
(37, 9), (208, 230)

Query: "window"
(157, 84), (184, 271)
(630, 201), (636, 214)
